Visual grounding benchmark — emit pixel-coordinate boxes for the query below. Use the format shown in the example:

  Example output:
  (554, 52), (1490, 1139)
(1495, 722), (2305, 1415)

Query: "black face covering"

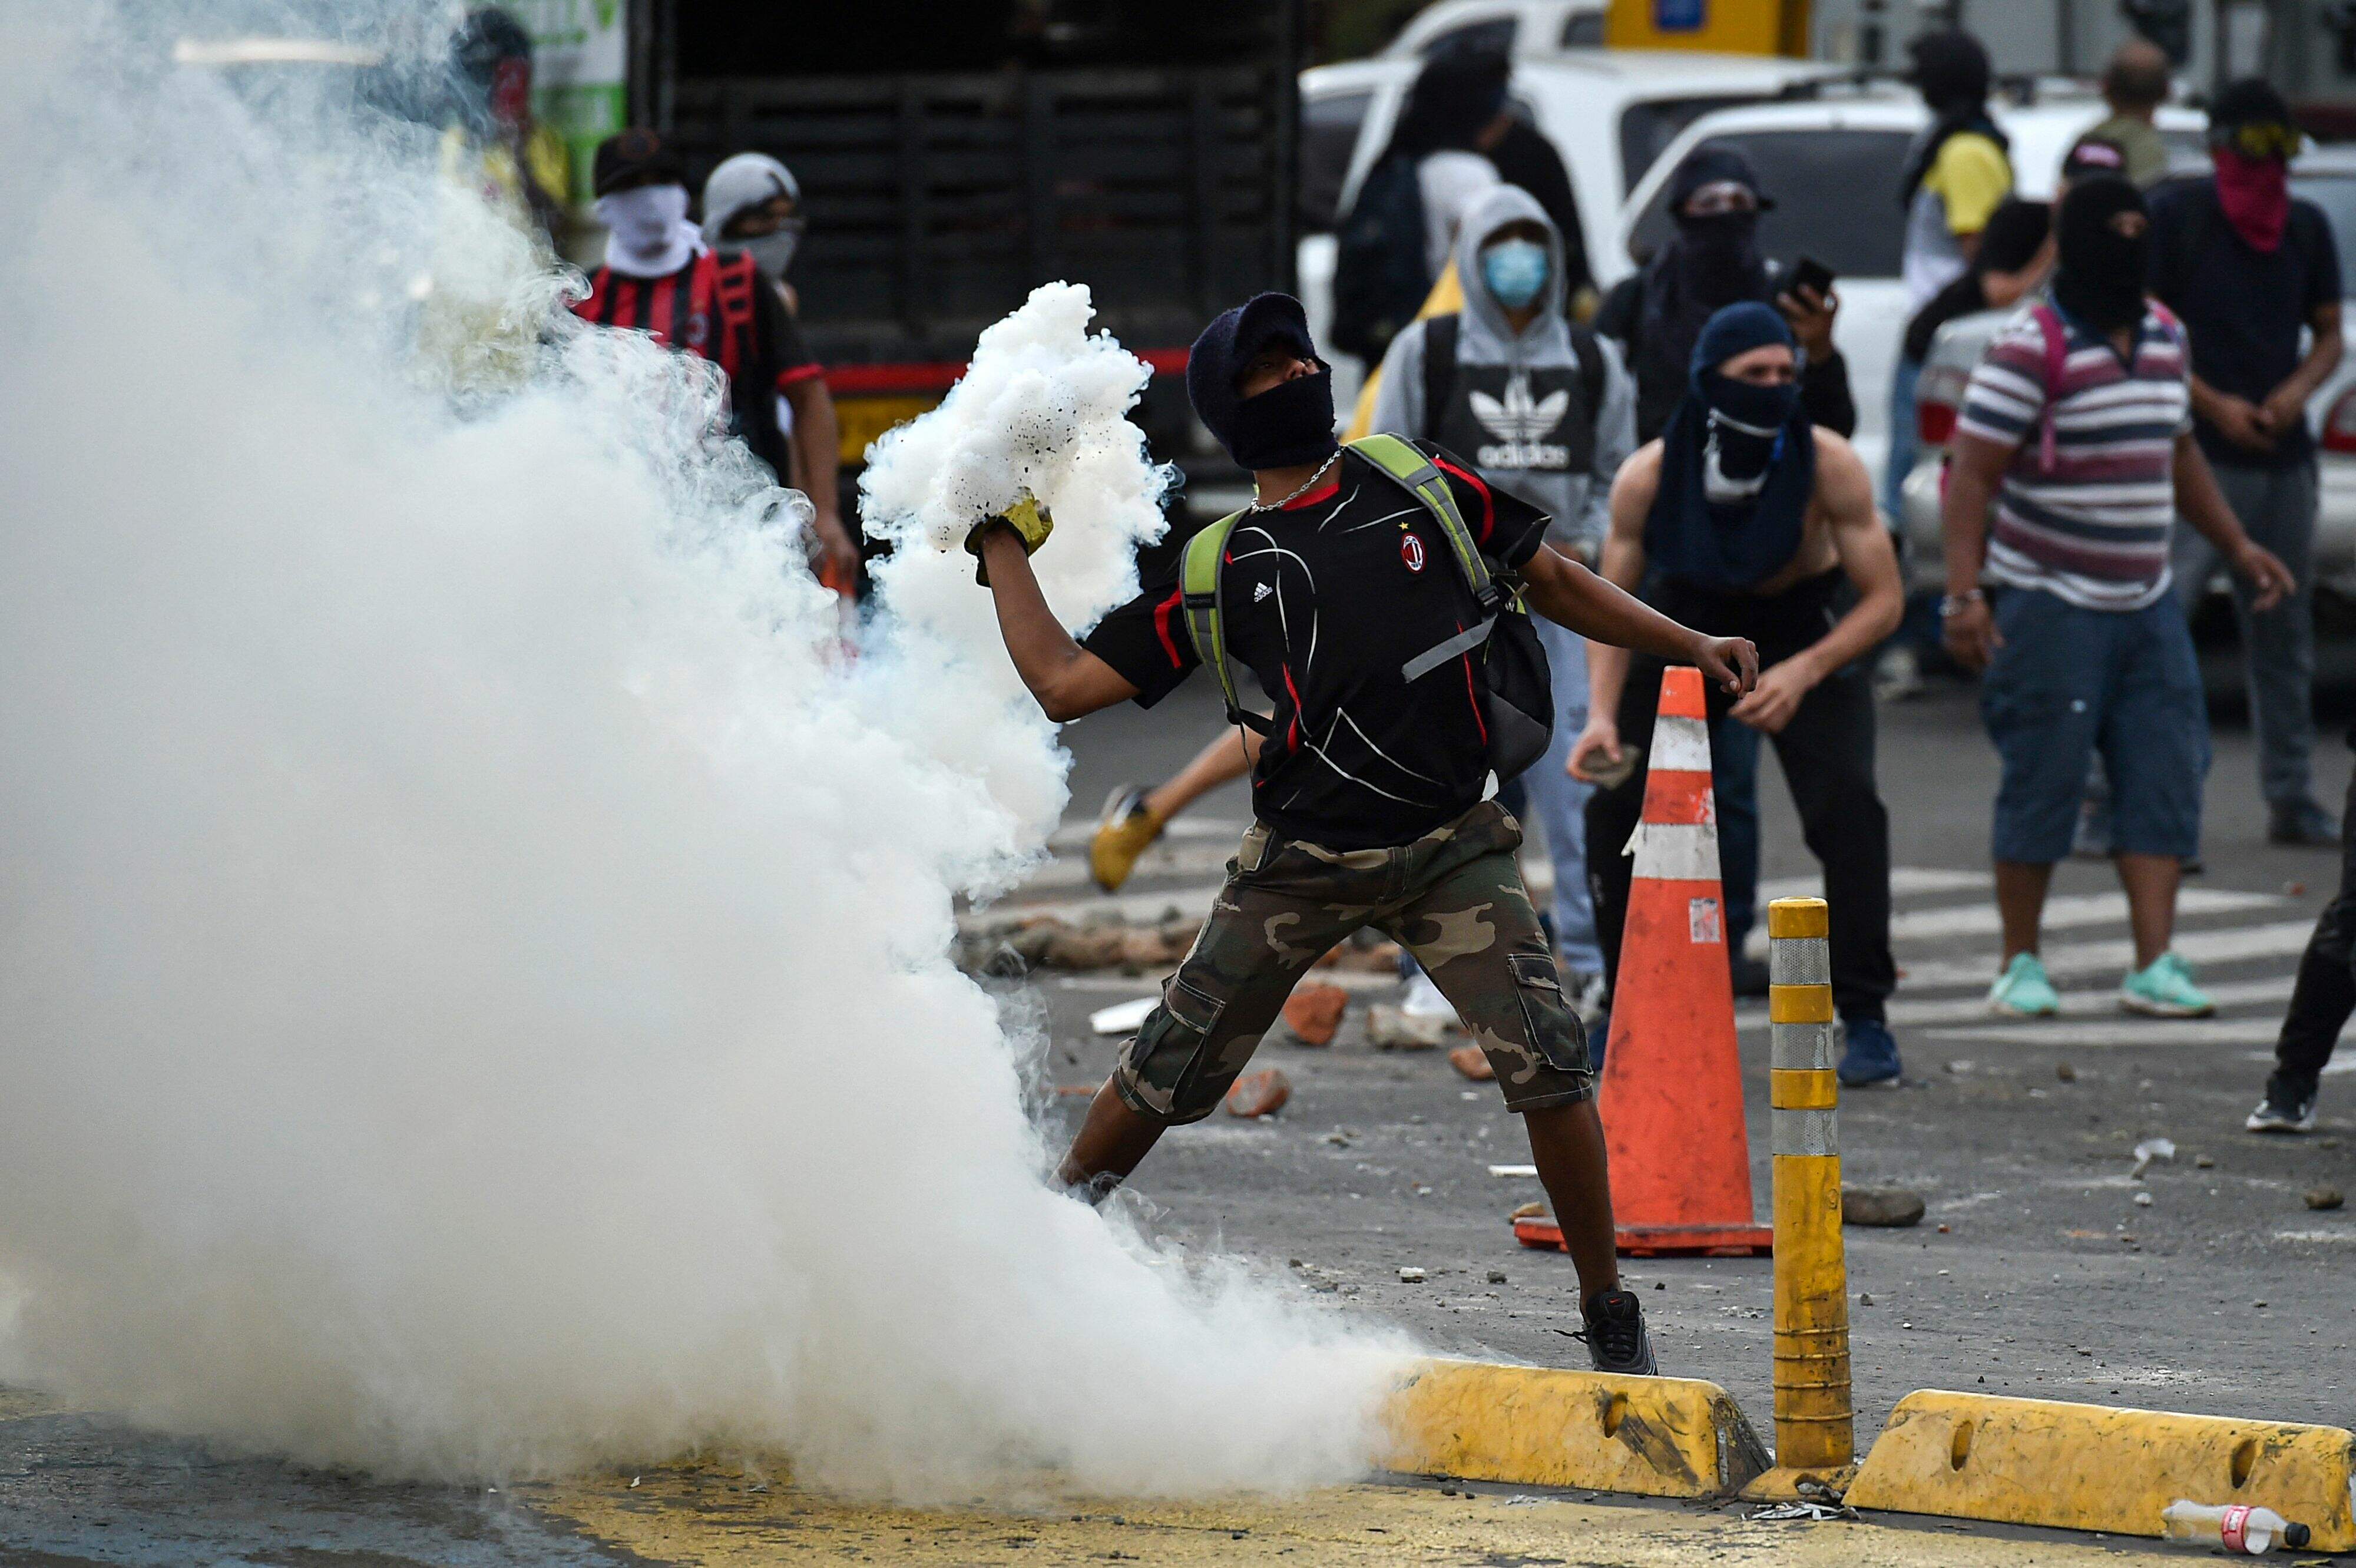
(1675, 209), (1762, 302)
(2051, 176), (2150, 334)
(1227, 368), (1340, 472)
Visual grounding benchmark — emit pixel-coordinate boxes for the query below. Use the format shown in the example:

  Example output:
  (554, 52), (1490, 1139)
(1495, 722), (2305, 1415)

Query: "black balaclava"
(1666, 145), (1769, 301)
(1186, 293), (1339, 472)
(2051, 176), (2150, 334)
(1647, 302), (1815, 591)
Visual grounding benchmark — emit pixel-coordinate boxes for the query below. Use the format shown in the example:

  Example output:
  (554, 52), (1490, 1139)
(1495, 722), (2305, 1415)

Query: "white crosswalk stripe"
(1003, 831), (2335, 1054)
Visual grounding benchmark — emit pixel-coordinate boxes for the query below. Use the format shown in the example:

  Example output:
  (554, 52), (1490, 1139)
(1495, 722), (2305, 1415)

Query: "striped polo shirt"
(1954, 300), (2193, 611)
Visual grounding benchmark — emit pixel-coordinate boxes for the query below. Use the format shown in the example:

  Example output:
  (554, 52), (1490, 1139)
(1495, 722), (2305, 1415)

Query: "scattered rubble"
(2306, 1186), (2345, 1212)
(1397, 1266), (1427, 1283)
(1366, 1005), (1451, 1050)
(1280, 983), (1348, 1047)
(2056, 1063), (2077, 1082)
(2129, 1138), (2176, 1180)
(1447, 1044), (1494, 1081)
(1223, 1069), (1291, 1119)
(1509, 1200), (1546, 1220)
(1841, 1186), (1926, 1228)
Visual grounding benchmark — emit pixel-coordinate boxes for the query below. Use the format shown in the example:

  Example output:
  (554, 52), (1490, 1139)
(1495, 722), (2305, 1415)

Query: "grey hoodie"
(1371, 184), (1634, 555)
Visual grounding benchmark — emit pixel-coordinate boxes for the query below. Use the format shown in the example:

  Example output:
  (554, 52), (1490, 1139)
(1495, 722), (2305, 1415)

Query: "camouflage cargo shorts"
(1113, 800), (1595, 1126)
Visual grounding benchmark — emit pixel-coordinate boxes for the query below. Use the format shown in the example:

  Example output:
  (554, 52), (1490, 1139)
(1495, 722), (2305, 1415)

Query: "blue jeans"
(1983, 586), (2210, 863)
(1523, 618), (1604, 975)
(1882, 354), (1923, 525)
(1715, 717), (1762, 961)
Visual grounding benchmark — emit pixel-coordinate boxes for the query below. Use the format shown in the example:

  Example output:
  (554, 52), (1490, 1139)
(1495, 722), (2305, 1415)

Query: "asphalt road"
(1020, 672), (2356, 1435)
(5, 667), (2354, 1568)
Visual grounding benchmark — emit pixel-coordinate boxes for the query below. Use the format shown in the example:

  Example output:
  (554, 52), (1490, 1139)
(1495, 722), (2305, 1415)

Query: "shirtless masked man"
(1569, 303), (1907, 1086)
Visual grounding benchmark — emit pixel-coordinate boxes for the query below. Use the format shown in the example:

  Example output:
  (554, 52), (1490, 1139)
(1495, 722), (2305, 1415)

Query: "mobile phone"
(1788, 256), (1837, 300)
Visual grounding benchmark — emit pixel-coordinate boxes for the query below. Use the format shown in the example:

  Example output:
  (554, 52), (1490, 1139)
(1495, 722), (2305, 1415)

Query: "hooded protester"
(1572, 302), (1907, 1087)
(1595, 145), (1854, 446)
(1944, 176), (2295, 1023)
(1370, 183), (1638, 1007)
(696, 150), (850, 588)
(2147, 79), (2344, 846)
(973, 289), (1763, 1377)
(571, 131), (856, 576)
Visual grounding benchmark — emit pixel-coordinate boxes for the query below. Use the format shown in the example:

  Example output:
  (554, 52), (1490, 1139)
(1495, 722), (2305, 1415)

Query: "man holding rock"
(968, 292), (1757, 1375)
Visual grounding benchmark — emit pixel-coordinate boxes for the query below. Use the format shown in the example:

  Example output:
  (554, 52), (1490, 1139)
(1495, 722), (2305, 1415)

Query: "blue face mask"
(1480, 239), (1550, 311)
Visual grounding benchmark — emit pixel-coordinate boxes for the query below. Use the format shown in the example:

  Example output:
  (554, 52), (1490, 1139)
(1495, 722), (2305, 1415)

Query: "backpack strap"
(2026, 301), (2069, 473)
(1419, 313), (1460, 438)
(1346, 435), (1525, 685)
(1347, 434), (1499, 611)
(1570, 323), (1607, 428)
(1179, 510), (1270, 735)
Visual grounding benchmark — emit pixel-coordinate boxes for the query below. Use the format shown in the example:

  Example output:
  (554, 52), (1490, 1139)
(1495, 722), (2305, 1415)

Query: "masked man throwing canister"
(970, 293), (1761, 1374)
(1571, 304), (1907, 1087)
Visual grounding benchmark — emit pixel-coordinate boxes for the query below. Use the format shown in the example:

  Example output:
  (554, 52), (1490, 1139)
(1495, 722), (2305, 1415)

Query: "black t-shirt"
(1083, 441), (1549, 850)
(2149, 180), (2343, 469)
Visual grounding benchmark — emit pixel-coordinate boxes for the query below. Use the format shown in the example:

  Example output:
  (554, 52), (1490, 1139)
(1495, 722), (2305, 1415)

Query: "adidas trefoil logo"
(1253, 581), (1274, 603)
(1469, 371), (1573, 471)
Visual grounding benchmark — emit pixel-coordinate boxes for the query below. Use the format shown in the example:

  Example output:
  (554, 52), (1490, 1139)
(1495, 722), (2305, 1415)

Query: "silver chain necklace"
(1248, 451), (1339, 513)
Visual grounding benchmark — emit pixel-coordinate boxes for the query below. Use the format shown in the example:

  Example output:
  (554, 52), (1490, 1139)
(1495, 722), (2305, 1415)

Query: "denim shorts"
(1980, 585), (2210, 863)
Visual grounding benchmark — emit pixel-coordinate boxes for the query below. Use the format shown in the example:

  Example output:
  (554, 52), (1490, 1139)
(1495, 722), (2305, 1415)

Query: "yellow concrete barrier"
(1847, 1391), (2356, 1549)
(1381, 1358), (1769, 1498)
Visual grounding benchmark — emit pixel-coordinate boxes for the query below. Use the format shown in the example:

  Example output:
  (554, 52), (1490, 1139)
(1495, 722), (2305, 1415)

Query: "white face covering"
(737, 224), (802, 280)
(594, 184), (701, 278)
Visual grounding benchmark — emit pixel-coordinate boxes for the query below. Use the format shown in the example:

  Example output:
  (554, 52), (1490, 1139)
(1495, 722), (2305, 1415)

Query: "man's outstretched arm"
(1726, 430), (1901, 735)
(1517, 448), (1757, 697)
(977, 527), (1139, 722)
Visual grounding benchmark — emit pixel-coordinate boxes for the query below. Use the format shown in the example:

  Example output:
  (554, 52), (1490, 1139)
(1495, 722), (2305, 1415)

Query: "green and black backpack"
(1179, 434), (1554, 780)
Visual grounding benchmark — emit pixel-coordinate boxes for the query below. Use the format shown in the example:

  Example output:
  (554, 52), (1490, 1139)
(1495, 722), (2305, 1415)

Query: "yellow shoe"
(1090, 786), (1164, 892)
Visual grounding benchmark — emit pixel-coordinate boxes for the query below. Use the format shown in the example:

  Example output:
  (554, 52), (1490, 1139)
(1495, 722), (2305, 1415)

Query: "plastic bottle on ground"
(2160, 1500), (2311, 1554)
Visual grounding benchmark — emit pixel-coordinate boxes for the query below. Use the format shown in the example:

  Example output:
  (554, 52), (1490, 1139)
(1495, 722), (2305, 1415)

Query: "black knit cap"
(1186, 293), (1319, 457)
(1908, 28), (1993, 114)
(592, 128), (686, 197)
(1668, 144), (1775, 213)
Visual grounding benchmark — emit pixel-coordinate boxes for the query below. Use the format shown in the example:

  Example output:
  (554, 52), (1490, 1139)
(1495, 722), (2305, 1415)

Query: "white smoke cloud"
(0, 1), (1407, 1495)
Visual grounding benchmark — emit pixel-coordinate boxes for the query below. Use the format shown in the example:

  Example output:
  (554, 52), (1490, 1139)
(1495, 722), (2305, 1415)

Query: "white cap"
(700, 152), (799, 247)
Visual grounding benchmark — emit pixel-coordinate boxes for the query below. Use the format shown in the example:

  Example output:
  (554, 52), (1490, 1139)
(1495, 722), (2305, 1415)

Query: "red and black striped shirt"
(572, 247), (824, 479)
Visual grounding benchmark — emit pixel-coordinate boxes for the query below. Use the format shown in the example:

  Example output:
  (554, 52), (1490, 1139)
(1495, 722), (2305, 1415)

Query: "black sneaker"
(2269, 800), (2341, 848)
(2246, 1074), (2319, 1134)
(1577, 1290), (1659, 1376)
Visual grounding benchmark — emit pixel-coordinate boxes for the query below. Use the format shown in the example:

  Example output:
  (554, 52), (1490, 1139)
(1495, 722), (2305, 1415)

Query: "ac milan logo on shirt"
(1401, 532), (1426, 573)
(684, 310), (710, 349)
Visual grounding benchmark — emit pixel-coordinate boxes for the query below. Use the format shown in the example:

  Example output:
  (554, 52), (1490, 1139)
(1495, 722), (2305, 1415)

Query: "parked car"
(1899, 145), (2356, 611)
(1296, 48), (1848, 406)
(1615, 87), (2208, 491)
(1376, 0), (1604, 59)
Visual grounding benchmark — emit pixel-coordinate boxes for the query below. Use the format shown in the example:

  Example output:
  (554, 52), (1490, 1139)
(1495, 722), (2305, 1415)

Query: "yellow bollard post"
(1739, 897), (1857, 1501)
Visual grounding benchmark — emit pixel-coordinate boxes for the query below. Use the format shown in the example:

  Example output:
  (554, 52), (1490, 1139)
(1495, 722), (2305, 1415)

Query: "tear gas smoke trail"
(0, 1), (1409, 1494)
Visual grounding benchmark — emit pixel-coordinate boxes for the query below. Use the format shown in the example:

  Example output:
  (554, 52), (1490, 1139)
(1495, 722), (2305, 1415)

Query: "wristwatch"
(1938, 589), (1987, 618)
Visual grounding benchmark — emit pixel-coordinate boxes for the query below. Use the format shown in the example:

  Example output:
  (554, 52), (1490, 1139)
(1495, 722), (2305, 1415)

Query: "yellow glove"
(965, 495), (1053, 586)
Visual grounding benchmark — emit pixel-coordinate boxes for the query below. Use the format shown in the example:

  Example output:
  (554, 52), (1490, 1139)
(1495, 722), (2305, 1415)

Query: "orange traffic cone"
(1514, 664), (1771, 1259)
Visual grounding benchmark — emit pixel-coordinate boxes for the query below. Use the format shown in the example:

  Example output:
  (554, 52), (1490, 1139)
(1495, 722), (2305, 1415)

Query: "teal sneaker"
(1987, 952), (2060, 1017)
(2119, 952), (2214, 1017)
